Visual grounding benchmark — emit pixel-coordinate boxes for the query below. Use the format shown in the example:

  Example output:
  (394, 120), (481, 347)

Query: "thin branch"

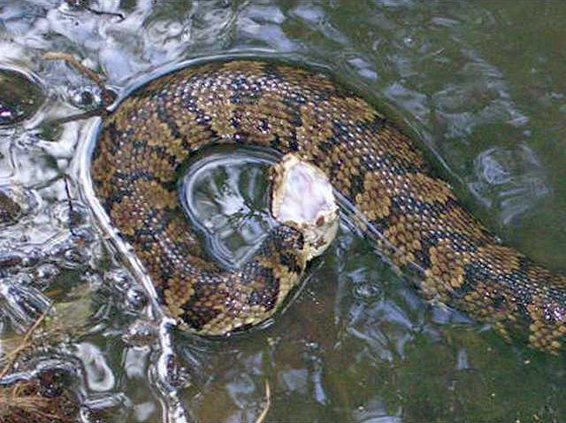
(46, 108), (106, 125)
(42, 52), (112, 111)
(63, 175), (76, 237)
(0, 306), (52, 380)
(255, 380), (271, 423)
(84, 6), (125, 20)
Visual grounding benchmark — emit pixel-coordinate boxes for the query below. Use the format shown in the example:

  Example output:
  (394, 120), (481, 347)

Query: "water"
(0, 1), (564, 422)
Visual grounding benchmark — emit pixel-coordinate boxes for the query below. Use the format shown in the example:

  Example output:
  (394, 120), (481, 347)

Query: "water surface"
(0, 1), (564, 422)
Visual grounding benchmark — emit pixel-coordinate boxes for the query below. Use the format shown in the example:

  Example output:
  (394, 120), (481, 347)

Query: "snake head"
(270, 154), (339, 261)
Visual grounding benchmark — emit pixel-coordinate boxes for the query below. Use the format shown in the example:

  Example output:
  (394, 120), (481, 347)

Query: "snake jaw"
(270, 154), (339, 261)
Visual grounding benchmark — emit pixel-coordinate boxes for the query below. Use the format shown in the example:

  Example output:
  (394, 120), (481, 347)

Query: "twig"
(255, 380), (271, 423)
(84, 6), (125, 20)
(65, 0), (125, 20)
(63, 175), (77, 237)
(0, 306), (52, 380)
(42, 52), (112, 111)
(47, 108), (107, 125)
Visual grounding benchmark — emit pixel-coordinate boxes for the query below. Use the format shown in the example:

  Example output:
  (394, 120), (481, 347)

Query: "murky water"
(0, 1), (564, 422)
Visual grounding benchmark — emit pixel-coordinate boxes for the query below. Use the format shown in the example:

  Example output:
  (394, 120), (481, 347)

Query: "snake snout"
(270, 154), (339, 261)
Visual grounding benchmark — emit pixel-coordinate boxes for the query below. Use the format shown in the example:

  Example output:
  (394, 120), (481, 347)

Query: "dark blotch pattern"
(91, 60), (566, 352)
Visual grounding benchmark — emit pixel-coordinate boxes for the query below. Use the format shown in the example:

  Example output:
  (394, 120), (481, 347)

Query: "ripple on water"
(181, 148), (277, 268)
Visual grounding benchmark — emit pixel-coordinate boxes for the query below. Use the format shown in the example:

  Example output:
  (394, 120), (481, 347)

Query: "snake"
(90, 59), (566, 353)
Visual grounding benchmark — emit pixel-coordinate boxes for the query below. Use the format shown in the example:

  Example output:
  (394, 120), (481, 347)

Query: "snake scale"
(91, 59), (565, 353)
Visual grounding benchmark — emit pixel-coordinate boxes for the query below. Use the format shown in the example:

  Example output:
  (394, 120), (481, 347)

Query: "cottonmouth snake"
(91, 59), (565, 353)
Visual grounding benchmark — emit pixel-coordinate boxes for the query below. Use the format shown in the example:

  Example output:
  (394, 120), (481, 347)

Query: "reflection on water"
(0, 68), (45, 126)
(181, 149), (276, 269)
(0, 1), (564, 422)
(470, 145), (549, 225)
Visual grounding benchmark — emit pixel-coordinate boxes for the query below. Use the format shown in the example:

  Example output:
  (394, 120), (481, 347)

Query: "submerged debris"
(64, 0), (125, 20)
(0, 308), (52, 380)
(0, 286), (96, 423)
(122, 319), (159, 348)
(0, 191), (21, 225)
(0, 309), (81, 423)
(0, 368), (80, 423)
(0, 69), (44, 126)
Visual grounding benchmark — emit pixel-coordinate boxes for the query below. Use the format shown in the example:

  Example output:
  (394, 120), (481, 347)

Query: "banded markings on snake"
(90, 59), (566, 353)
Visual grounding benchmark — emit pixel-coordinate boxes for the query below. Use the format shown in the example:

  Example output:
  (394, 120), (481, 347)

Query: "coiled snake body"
(91, 59), (565, 353)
